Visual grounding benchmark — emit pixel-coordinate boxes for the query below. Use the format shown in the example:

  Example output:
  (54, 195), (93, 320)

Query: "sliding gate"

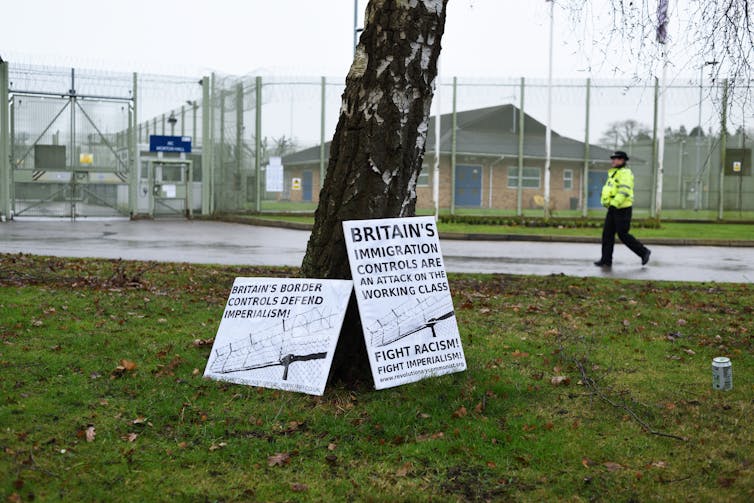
(10, 69), (133, 219)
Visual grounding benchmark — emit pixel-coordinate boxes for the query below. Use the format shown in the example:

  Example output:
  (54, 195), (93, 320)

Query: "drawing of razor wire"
(209, 306), (340, 380)
(366, 295), (455, 347)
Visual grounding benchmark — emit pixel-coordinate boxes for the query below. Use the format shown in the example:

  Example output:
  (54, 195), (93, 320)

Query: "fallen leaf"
(604, 462), (623, 472)
(650, 460), (667, 469)
(511, 350), (529, 358)
(479, 307), (491, 314)
(325, 454), (338, 465)
(85, 425), (96, 443)
(122, 433), (138, 442)
(290, 483), (309, 492)
(474, 402), (484, 414)
(717, 476), (735, 488)
(522, 424), (537, 432)
(677, 319), (687, 326)
(192, 338), (214, 347)
(209, 442), (227, 451)
(327, 443), (337, 451)
(192, 368), (200, 376)
(268, 452), (291, 467)
(132, 416), (147, 425)
(683, 348), (696, 355)
(551, 376), (571, 386)
(582, 457), (596, 468)
(486, 461), (497, 468)
(120, 359), (137, 371)
(396, 462), (412, 477)
(543, 422), (554, 430)
(452, 406), (467, 418)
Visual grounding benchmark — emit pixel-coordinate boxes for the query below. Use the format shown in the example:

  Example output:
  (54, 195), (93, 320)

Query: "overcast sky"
(2, 0), (667, 79)
(3, 1), (741, 142)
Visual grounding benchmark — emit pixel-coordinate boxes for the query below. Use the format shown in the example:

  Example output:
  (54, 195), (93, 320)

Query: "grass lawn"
(1, 255), (753, 501)
(241, 213), (754, 241)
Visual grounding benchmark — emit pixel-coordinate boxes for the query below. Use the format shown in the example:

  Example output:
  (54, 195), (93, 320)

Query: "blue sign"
(149, 135), (192, 153)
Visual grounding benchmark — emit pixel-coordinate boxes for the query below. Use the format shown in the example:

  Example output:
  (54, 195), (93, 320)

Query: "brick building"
(282, 104), (614, 212)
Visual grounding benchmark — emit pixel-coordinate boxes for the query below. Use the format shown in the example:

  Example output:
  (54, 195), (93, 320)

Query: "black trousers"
(600, 206), (648, 264)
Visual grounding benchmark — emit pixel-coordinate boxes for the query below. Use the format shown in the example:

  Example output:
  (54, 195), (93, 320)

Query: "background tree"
(599, 119), (652, 149)
(300, 0), (447, 383)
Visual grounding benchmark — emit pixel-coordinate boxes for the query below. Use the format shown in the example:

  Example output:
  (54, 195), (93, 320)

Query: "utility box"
(34, 144), (67, 170)
(725, 148), (751, 176)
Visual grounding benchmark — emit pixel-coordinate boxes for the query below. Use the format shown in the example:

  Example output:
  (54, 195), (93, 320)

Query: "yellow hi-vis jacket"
(601, 166), (634, 209)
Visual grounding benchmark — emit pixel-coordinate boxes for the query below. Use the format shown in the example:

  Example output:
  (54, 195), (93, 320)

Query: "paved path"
(1, 220), (752, 283)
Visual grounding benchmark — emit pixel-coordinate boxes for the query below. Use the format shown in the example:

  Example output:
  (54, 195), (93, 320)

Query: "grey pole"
(718, 79), (728, 220)
(192, 102), (197, 146)
(582, 77), (591, 218)
(695, 66), (703, 210)
(161, 113), (166, 135)
(353, 0), (359, 55)
(180, 105), (185, 137)
(319, 76), (326, 191)
(450, 76), (457, 215)
(129, 72), (138, 218)
(0, 61), (11, 221)
(678, 140), (685, 208)
(650, 77), (659, 218)
(517, 77), (525, 216)
(219, 90), (226, 209)
(210, 73), (216, 212)
(201, 76), (211, 215)
(255, 76), (262, 213)
(236, 82), (244, 208)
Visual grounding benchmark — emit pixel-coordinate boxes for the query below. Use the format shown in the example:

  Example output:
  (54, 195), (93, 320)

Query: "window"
(417, 165), (430, 187)
(563, 169), (573, 190)
(507, 166), (541, 189)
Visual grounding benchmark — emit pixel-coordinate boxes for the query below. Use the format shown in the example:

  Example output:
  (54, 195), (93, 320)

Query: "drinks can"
(712, 357), (733, 391)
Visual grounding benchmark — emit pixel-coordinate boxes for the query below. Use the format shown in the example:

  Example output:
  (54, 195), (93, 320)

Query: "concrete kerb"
(208, 215), (754, 248)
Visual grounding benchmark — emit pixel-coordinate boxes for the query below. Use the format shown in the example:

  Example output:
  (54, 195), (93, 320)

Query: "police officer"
(594, 151), (651, 267)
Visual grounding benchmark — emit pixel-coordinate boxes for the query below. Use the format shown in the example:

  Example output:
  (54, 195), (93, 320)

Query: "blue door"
(587, 171), (608, 209)
(302, 170), (313, 202)
(455, 165), (482, 207)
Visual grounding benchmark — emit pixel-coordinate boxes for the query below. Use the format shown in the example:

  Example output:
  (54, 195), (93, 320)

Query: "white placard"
(162, 184), (176, 198)
(266, 162), (284, 192)
(204, 277), (353, 396)
(343, 216), (467, 389)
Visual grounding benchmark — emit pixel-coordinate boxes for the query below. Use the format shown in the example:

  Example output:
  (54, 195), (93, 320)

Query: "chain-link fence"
(2, 61), (752, 222)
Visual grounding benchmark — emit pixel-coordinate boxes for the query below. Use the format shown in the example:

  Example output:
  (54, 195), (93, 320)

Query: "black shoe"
(641, 249), (651, 266)
(594, 260), (612, 267)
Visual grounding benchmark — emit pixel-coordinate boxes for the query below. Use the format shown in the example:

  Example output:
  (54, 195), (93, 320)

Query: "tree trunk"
(300, 0), (448, 384)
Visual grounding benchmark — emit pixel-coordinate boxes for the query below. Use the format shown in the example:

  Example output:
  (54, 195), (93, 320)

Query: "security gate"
(137, 158), (193, 218)
(9, 69), (132, 219)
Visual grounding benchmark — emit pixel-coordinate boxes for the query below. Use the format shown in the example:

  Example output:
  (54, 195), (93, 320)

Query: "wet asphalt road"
(1, 220), (752, 283)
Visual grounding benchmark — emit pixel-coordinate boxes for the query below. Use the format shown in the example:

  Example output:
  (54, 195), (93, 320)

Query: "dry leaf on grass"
(290, 483), (309, 492)
(268, 452), (291, 467)
(452, 406), (467, 418)
(85, 426), (96, 443)
(604, 462), (623, 472)
(396, 462), (412, 477)
(551, 376), (571, 386)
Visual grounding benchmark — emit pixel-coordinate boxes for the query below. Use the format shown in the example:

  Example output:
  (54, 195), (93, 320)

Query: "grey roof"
(283, 104), (613, 166)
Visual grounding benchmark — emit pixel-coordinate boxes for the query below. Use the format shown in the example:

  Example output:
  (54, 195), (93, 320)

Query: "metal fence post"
(650, 77), (659, 218)
(255, 76), (262, 213)
(129, 72), (138, 218)
(517, 77), (525, 216)
(582, 77), (590, 218)
(450, 76), (457, 215)
(718, 79), (728, 220)
(180, 105), (185, 137)
(201, 75), (211, 215)
(236, 82), (244, 208)
(219, 89), (226, 210)
(0, 61), (10, 221)
(319, 76), (326, 192)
